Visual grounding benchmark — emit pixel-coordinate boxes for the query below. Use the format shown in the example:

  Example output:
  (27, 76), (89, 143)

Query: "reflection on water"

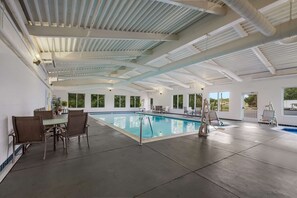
(114, 116), (126, 129)
(92, 113), (200, 139)
(129, 116), (140, 128)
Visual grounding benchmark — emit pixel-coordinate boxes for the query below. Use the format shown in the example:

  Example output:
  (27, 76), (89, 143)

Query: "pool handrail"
(139, 115), (153, 146)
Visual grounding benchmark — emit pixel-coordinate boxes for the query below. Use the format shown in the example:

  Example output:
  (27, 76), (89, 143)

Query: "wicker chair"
(59, 113), (89, 153)
(11, 116), (51, 160)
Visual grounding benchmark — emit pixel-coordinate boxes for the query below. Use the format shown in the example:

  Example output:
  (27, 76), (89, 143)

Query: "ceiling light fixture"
(33, 60), (41, 66)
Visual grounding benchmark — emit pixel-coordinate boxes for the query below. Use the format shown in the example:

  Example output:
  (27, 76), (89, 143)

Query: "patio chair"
(208, 111), (224, 126)
(34, 110), (59, 138)
(34, 110), (54, 128)
(11, 116), (51, 160)
(34, 110), (54, 120)
(59, 113), (89, 153)
(68, 109), (84, 115)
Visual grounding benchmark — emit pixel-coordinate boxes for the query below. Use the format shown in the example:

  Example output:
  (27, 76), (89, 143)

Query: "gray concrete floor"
(1, 117), (297, 197)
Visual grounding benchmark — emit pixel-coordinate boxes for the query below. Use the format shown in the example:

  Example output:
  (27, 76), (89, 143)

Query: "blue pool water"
(90, 113), (201, 139)
(282, 128), (297, 134)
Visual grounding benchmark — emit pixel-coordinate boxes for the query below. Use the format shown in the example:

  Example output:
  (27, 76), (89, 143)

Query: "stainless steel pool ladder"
(139, 116), (153, 146)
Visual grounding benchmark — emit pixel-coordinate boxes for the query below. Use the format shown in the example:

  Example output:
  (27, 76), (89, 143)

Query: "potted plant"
(61, 101), (67, 107)
(52, 96), (62, 115)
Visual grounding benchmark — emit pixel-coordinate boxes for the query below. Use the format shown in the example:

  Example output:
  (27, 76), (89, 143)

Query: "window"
(178, 95), (183, 109)
(114, 95), (126, 108)
(284, 87), (297, 116)
(173, 95), (177, 109)
(130, 96), (141, 108)
(219, 92), (230, 112)
(209, 92), (230, 111)
(68, 93), (85, 108)
(189, 94), (203, 109)
(209, 93), (218, 111)
(91, 94), (105, 108)
(173, 94), (183, 109)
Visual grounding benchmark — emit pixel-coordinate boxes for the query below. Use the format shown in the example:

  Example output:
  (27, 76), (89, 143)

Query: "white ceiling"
(4, 0), (297, 92)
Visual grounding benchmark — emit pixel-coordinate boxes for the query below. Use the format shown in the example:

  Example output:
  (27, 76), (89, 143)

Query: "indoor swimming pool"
(90, 112), (201, 141)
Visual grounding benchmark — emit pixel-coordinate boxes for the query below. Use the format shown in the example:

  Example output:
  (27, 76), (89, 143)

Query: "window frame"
(173, 94), (183, 109)
(130, 96), (141, 108)
(68, 93), (85, 108)
(114, 95), (126, 108)
(91, 94), (105, 108)
(283, 87), (297, 117)
(209, 92), (230, 112)
(189, 93), (203, 109)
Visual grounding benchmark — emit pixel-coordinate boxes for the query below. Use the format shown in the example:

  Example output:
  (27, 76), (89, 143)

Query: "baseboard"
(278, 124), (297, 127)
(0, 146), (22, 183)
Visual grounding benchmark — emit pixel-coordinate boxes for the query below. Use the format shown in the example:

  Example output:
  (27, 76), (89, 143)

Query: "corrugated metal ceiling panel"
(213, 49), (268, 75)
(21, 0), (207, 34)
(260, 42), (297, 70)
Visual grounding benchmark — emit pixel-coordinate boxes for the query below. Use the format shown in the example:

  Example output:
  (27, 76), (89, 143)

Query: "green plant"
(61, 101), (67, 107)
(52, 96), (62, 113)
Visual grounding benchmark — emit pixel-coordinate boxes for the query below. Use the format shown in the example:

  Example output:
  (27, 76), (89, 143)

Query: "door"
(242, 93), (258, 122)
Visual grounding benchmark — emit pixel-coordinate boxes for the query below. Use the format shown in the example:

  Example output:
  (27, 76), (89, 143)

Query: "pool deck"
(1, 116), (297, 197)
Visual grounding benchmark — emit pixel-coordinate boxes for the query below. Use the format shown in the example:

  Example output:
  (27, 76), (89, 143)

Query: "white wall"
(148, 78), (297, 125)
(53, 88), (149, 113)
(205, 77), (297, 125)
(0, 39), (50, 164)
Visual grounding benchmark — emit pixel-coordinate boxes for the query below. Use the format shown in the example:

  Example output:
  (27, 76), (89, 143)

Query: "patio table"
(43, 114), (67, 151)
